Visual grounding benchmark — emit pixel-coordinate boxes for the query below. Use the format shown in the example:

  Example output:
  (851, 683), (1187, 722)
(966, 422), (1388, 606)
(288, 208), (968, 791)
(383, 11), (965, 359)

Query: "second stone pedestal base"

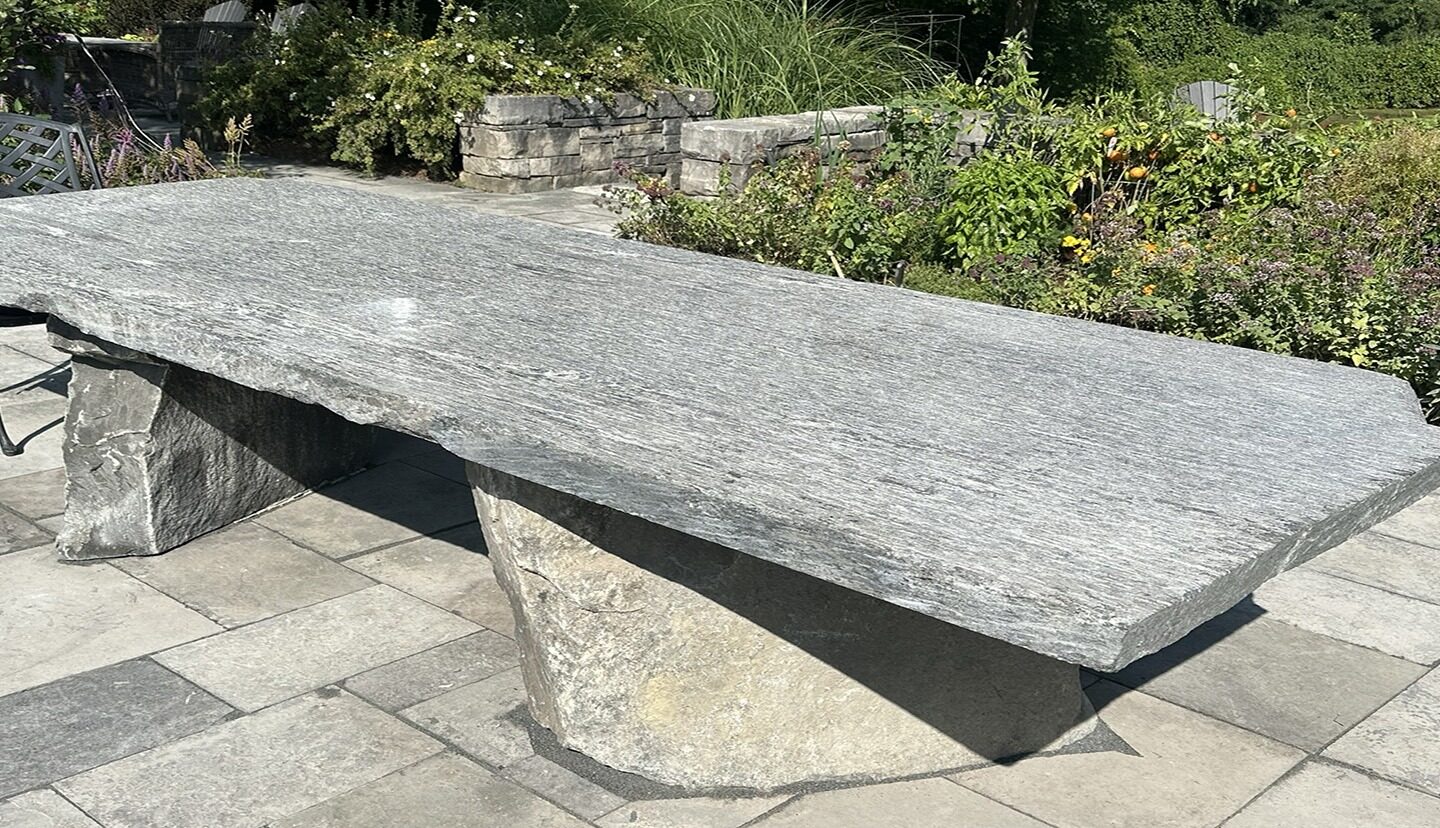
(467, 463), (1098, 791)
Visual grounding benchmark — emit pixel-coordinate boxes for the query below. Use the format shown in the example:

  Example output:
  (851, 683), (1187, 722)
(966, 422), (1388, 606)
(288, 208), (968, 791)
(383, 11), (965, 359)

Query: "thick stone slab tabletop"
(2, 178), (1438, 670)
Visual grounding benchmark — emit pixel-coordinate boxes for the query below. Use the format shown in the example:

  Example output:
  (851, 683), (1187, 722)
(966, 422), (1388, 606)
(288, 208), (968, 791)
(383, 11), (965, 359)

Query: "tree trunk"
(1004, 0), (1041, 39)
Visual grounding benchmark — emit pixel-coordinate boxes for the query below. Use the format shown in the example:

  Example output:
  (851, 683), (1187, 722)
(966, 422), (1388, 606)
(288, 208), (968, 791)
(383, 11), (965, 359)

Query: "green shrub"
(941, 152), (1069, 267)
(200, 1), (653, 174)
(609, 150), (946, 283)
(1, 0), (102, 100)
(86, 0), (210, 37)
(971, 197), (1440, 412)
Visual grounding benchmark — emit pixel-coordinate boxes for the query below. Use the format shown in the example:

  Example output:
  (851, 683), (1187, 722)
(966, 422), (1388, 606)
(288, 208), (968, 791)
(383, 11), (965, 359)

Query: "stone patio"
(2, 183), (1440, 825)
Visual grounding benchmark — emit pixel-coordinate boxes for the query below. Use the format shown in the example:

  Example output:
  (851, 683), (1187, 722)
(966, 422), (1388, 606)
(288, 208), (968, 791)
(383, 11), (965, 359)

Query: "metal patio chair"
(1174, 80), (1237, 122)
(0, 112), (101, 454)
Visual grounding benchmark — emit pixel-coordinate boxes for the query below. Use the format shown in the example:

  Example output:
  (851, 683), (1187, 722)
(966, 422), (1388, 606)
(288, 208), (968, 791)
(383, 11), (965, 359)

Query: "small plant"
(71, 87), (250, 187)
(222, 113), (252, 170)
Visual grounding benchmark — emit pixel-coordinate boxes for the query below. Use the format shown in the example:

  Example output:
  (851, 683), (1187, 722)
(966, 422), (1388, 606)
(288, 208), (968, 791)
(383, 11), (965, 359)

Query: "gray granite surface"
(2, 178), (1439, 669)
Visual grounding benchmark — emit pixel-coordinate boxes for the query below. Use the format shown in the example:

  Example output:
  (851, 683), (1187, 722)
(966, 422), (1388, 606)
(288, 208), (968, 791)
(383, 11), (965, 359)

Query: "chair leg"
(0, 409), (22, 456)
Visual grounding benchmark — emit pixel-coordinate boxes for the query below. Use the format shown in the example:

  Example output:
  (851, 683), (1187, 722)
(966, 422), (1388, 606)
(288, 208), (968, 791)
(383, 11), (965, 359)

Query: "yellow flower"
(1062, 235), (1083, 248)
(1141, 284), (1155, 296)
(1142, 242), (1159, 254)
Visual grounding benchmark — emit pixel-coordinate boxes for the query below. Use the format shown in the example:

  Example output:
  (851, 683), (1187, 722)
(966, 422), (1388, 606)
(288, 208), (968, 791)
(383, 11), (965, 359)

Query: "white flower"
(563, 71), (572, 79)
(688, 93), (696, 102)
(468, 14), (477, 22)
(364, 92), (376, 100)
(453, 15), (461, 22)
(500, 60), (513, 69)
(543, 59), (553, 66)
(466, 53), (476, 63)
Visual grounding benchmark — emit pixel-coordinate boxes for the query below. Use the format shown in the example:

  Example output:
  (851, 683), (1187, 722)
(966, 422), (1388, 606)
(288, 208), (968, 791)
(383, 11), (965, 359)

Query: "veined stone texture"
(679, 106), (988, 196)
(458, 89), (714, 193)
(50, 320), (377, 560)
(2, 179), (1439, 670)
(467, 463), (1098, 790)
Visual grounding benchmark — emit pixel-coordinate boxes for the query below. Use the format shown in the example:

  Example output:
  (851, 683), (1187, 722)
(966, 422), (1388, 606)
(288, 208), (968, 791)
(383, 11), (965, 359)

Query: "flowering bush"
(201, 1), (654, 175)
(965, 196), (1440, 414)
(608, 149), (944, 284)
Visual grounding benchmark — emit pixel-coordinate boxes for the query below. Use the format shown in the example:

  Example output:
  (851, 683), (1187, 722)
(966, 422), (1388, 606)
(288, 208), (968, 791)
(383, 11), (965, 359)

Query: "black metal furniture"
(0, 113), (102, 198)
(0, 113), (100, 454)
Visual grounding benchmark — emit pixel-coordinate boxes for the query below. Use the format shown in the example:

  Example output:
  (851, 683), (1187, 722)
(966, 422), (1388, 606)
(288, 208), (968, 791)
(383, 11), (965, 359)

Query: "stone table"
(2, 179), (1438, 789)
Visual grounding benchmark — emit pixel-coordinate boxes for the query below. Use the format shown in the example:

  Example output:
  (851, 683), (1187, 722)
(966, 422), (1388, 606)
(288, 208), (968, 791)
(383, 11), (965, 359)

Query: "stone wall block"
(478, 95), (564, 126)
(462, 125), (580, 159)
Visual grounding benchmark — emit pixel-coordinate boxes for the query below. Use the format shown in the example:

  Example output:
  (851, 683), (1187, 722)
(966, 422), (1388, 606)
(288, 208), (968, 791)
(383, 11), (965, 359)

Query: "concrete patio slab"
(953, 681), (1304, 828)
(1304, 531), (1440, 604)
(1371, 493), (1440, 548)
(1223, 760), (1440, 827)
(504, 755), (627, 821)
(0, 507), (49, 556)
(255, 462), (476, 559)
(0, 547), (222, 697)
(112, 523), (375, 627)
(1324, 668), (1440, 796)
(0, 467), (67, 520)
(56, 690), (441, 828)
(595, 795), (788, 828)
(0, 346), (67, 405)
(344, 631), (519, 712)
(0, 396), (66, 481)
(753, 778), (1042, 827)
(1250, 568), (1440, 664)
(400, 668), (534, 770)
(345, 523), (515, 635)
(0, 658), (232, 798)
(154, 585), (478, 711)
(0, 325), (67, 365)
(1107, 610), (1427, 749)
(401, 449), (470, 484)
(0, 789), (100, 828)
(272, 752), (588, 828)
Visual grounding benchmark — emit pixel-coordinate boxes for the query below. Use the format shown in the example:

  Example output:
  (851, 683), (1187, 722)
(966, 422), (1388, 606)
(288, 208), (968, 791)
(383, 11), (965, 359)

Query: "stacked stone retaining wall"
(680, 106), (990, 196)
(458, 89), (715, 193)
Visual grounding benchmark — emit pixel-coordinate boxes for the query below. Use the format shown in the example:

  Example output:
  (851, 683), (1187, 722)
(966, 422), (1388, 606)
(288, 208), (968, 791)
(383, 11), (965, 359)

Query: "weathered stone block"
(461, 125), (579, 159)
(647, 88), (717, 119)
(467, 463), (1098, 791)
(580, 121), (662, 140)
(678, 158), (751, 196)
(478, 95), (563, 126)
(50, 321), (376, 560)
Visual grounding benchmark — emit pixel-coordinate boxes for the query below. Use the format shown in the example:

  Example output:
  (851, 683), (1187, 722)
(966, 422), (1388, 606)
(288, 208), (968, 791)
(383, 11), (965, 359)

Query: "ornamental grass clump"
(556, 0), (943, 119)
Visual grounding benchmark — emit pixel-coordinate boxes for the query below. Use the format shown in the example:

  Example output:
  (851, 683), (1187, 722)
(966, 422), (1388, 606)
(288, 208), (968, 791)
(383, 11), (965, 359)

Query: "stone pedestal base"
(467, 463), (1099, 791)
(51, 321), (377, 560)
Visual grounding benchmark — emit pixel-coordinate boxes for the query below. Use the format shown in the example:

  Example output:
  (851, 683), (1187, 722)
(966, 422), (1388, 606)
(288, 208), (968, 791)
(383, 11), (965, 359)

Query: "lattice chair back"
(1174, 80), (1237, 122)
(0, 114), (102, 199)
